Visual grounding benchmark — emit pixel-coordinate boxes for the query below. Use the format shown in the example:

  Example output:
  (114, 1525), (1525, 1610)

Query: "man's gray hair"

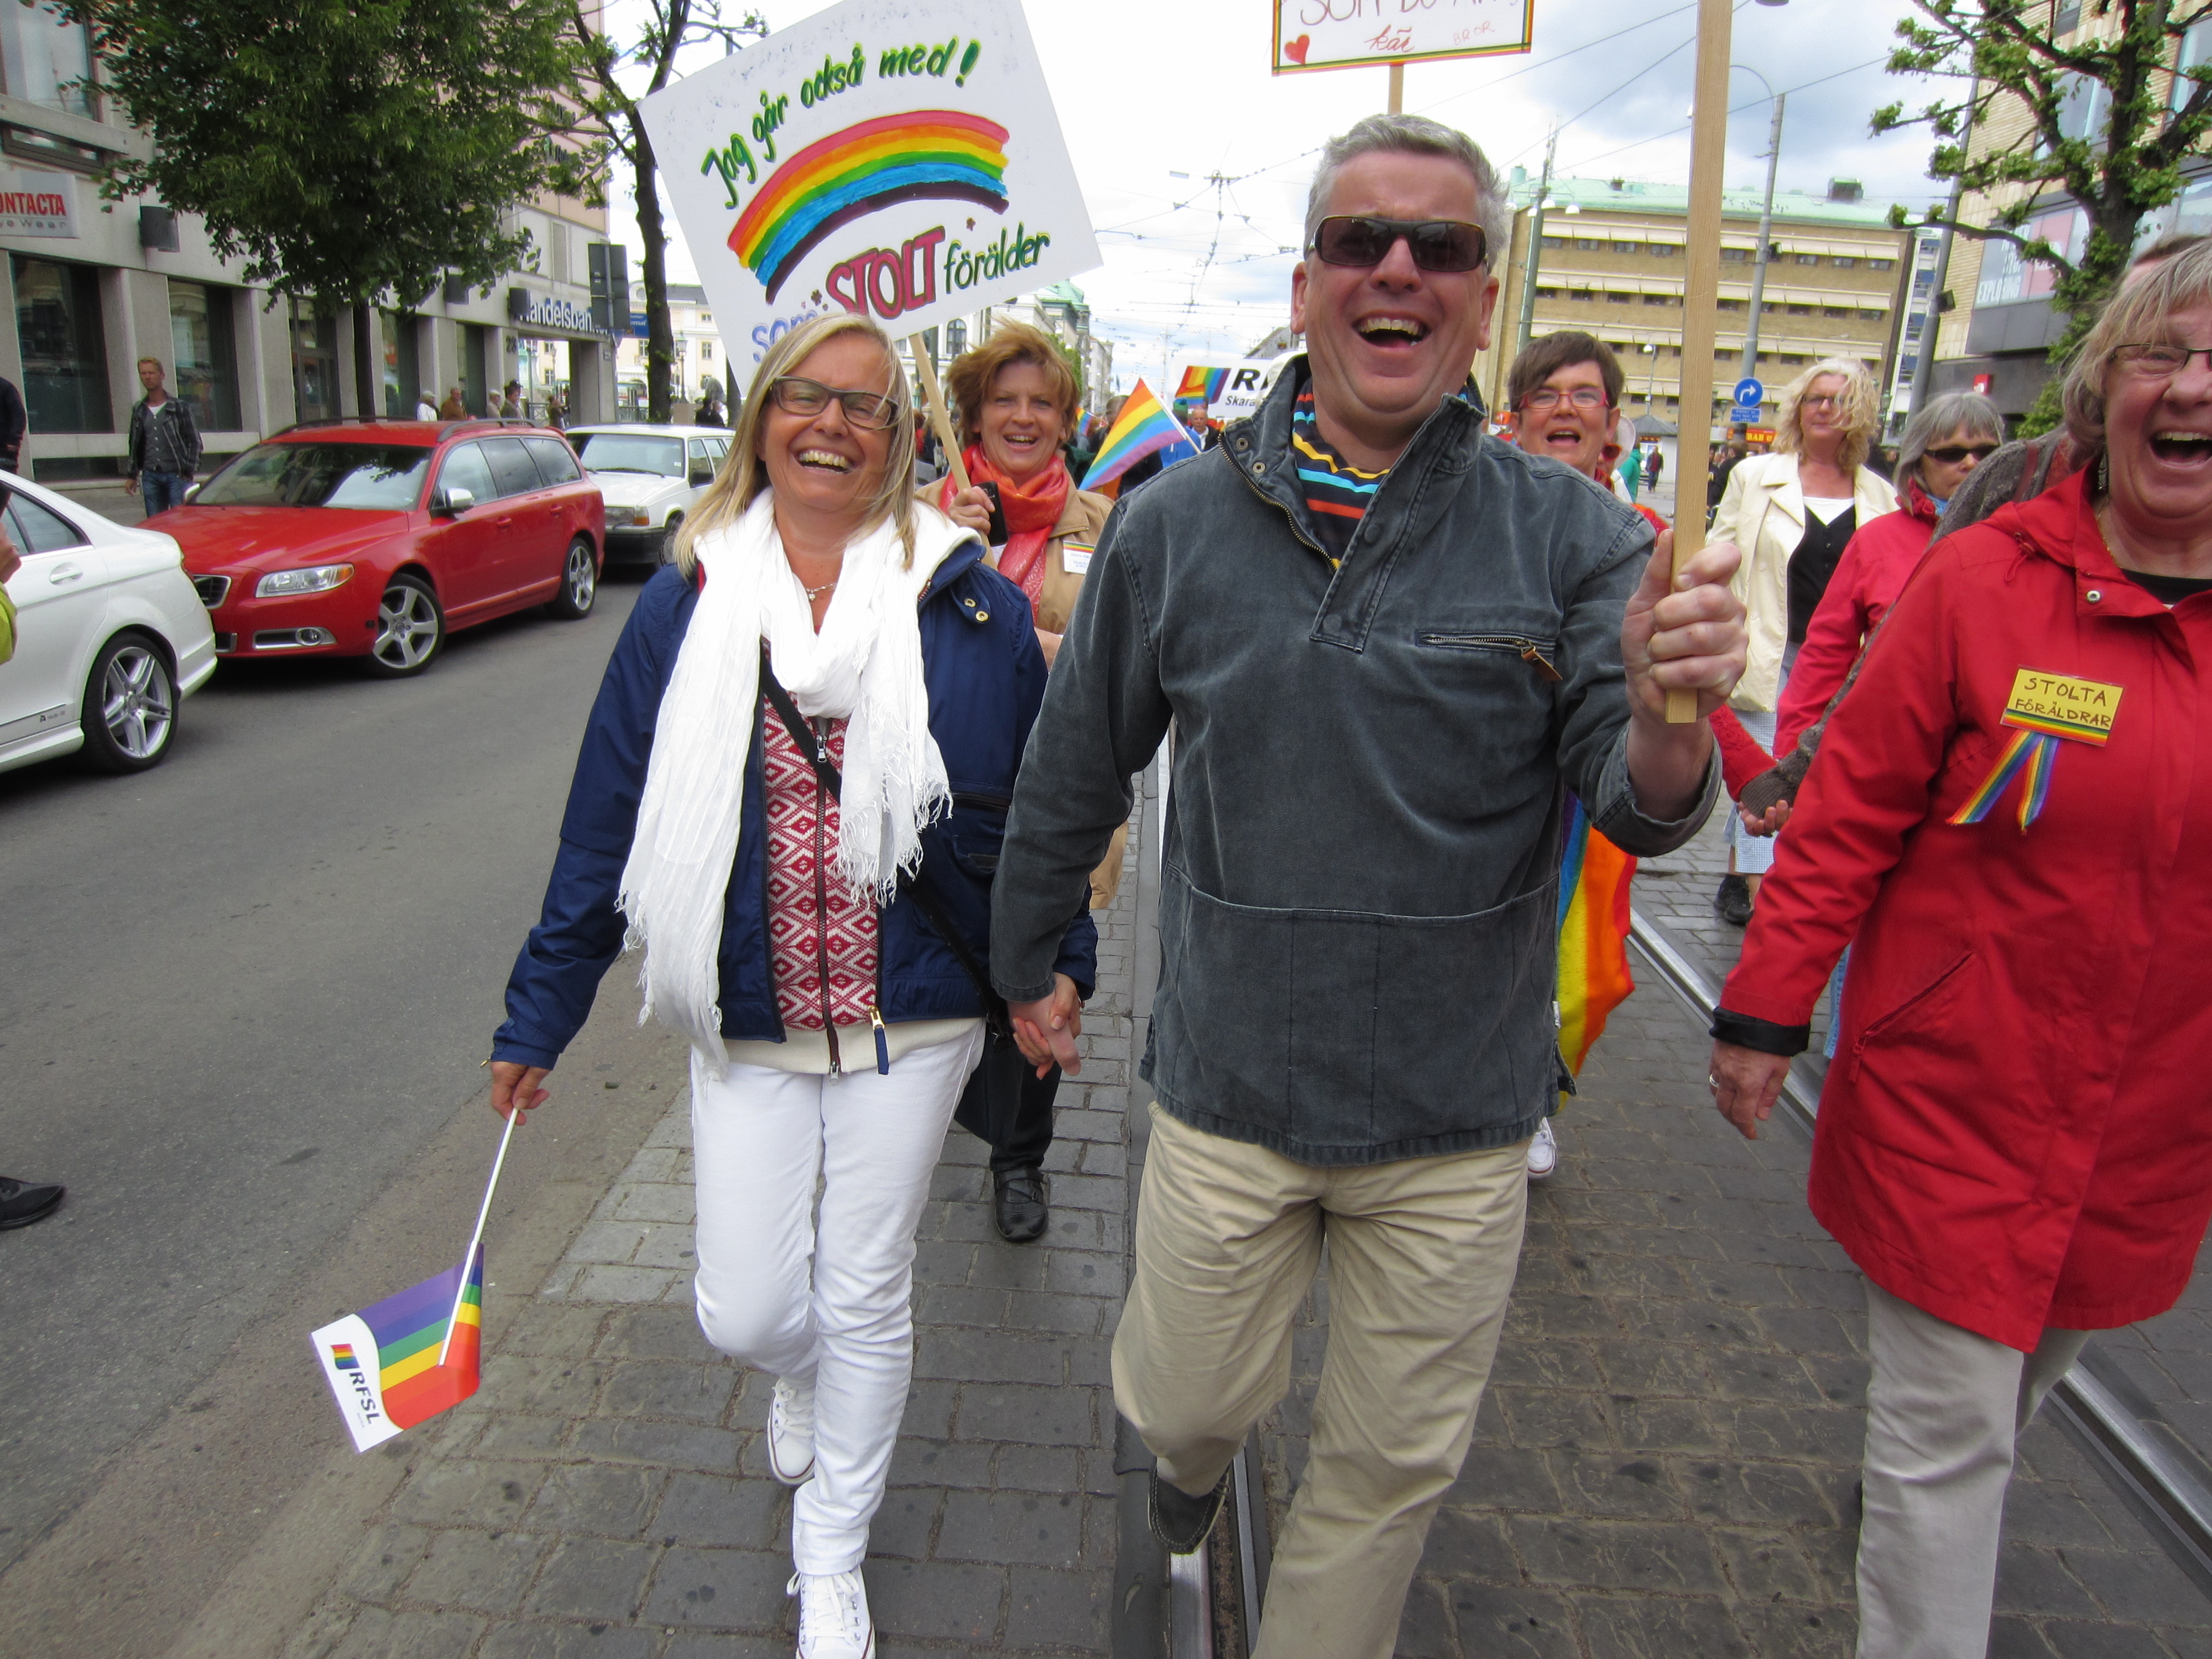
(1896, 391), (2004, 491)
(1303, 114), (1510, 273)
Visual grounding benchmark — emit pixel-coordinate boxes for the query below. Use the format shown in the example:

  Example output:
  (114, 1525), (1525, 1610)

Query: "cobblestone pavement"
(281, 825), (1142, 1659)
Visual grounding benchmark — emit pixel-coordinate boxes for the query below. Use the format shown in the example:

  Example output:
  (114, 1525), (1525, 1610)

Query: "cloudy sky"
(607, 0), (1957, 393)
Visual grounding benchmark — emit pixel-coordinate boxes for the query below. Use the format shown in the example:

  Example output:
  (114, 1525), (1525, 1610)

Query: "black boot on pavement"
(1149, 1468), (1231, 1554)
(1715, 873), (1755, 927)
(0, 1176), (64, 1229)
(992, 1166), (1049, 1244)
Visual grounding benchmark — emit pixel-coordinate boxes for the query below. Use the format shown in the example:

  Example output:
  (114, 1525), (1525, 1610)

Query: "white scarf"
(618, 492), (973, 1068)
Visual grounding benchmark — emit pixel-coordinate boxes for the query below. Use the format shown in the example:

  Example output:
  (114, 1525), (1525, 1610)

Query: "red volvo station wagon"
(156, 419), (604, 678)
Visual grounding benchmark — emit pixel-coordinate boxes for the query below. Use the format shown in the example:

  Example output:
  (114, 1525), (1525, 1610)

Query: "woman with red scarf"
(934, 321), (1117, 1245)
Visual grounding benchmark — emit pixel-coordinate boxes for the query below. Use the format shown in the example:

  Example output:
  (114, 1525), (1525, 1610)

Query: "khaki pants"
(1856, 1282), (2089, 1659)
(1113, 1104), (1530, 1659)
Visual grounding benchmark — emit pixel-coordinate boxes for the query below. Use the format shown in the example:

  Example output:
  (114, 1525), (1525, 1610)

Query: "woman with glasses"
(931, 320), (1121, 1244)
(1707, 358), (1896, 924)
(487, 313), (1095, 1659)
(1709, 242), (2212, 1659)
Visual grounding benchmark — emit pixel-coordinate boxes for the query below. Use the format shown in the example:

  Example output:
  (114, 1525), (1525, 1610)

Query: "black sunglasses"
(1310, 216), (1488, 273)
(1922, 444), (2000, 464)
(769, 375), (901, 431)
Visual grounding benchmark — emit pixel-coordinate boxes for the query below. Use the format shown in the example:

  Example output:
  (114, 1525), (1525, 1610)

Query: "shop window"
(0, 5), (95, 117)
(2176, 20), (2211, 110)
(168, 279), (241, 431)
(13, 255), (109, 433)
(1975, 204), (2085, 306)
(380, 310), (421, 419)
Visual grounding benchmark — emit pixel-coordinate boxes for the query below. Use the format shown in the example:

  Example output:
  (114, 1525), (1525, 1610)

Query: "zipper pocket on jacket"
(1416, 633), (1564, 681)
(1848, 950), (1972, 1082)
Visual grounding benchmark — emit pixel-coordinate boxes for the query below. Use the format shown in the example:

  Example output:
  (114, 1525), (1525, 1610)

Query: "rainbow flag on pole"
(311, 1112), (515, 1452)
(1556, 796), (1637, 1092)
(1084, 379), (1195, 491)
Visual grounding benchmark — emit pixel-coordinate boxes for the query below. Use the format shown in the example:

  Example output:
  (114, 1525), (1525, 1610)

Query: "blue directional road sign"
(1733, 377), (1764, 408)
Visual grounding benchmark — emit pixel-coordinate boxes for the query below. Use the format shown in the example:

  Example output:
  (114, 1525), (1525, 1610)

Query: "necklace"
(802, 577), (838, 601)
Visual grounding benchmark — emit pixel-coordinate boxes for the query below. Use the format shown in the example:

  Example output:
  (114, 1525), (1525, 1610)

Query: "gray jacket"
(989, 363), (1717, 1166)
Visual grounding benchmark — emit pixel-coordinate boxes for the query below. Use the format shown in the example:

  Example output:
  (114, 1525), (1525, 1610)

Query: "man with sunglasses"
(988, 113), (1746, 1658)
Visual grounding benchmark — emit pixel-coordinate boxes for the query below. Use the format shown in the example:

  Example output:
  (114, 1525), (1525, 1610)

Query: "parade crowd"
(481, 112), (2212, 1659)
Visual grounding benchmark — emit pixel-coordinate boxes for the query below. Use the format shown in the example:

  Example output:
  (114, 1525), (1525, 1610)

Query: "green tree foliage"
(1876, 1), (2212, 431)
(67, 0), (602, 413)
(565, 2), (765, 424)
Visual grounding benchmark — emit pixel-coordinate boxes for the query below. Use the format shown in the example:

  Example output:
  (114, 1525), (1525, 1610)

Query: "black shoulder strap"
(757, 648), (1008, 1031)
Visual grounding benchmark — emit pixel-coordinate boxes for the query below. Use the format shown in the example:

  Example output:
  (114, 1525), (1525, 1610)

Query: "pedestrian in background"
(1642, 437), (1664, 495)
(437, 385), (466, 421)
(989, 113), (1746, 1657)
(936, 319), (1120, 1244)
(0, 369), (26, 474)
(499, 380), (523, 419)
(1706, 357), (1894, 926)
(489, 314), (1093, 1659)
(1710, 240), (2212, 1659)
(125, 358), (200, 517)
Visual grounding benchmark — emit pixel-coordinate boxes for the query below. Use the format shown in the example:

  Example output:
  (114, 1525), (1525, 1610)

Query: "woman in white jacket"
(1707, 358), (1895, 924)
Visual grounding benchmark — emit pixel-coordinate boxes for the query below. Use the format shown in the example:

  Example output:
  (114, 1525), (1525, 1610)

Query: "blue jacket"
(494, 540), (1097, 1070)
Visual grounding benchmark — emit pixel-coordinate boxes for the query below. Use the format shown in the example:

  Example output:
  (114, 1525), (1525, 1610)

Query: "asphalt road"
(0, 571), (646, 1574)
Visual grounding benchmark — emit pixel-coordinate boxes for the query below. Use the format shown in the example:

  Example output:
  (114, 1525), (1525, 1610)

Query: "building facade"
(612, 281), (734, 417)
(0, 9), (616, 515)
(1922, 13), (2212, 424)
(1479, 172), (1912, 443)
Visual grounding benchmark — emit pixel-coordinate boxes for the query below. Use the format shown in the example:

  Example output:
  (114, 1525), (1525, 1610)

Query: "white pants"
(688, 1024), (984, 1574)
(1855, 1281), (2090, 1659)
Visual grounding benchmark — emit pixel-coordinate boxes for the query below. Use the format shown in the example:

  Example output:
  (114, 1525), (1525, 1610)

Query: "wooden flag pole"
(908, 333), (971, 495)
(1668, 0), (1735, 724)
(1387, 62), (1404, 114)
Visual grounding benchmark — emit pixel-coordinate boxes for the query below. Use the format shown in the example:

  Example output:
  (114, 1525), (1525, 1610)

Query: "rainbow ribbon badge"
(1949, 667), (2124, 833)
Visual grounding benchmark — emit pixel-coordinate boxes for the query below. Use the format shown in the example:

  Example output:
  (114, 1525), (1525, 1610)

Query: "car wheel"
(366, 573), (444, 677)
(656, 514), (684, 568)
(80, 633), (178, 773)
(548, 536), (598, 619)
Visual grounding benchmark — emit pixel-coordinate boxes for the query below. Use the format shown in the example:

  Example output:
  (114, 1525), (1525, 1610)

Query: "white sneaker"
(768, 1376), (816, 1485)
(789, 1568), (874, 1658)
(1526, 1118), (1559, 1181)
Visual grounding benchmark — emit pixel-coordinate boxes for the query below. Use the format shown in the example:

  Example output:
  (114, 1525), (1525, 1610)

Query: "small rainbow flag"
(1556, 796), (1637, 1092)
(1083, 379), (1195, 491)
(313, 1248), (486, 1452)
(311, 1110), (515, 1453)
(727, 109), (1010, 302)
(1175, 366), (1229, 407)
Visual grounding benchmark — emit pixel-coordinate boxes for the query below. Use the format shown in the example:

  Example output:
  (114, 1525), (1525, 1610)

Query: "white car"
(0, 472), (216, 775)
(566, 425), (728, 567)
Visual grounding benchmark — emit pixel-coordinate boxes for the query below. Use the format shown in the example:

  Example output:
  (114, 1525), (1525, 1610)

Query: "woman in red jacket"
(1708, 246), (2212, 1658)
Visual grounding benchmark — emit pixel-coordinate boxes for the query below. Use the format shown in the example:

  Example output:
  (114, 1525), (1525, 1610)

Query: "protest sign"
(1272, 0), (1533, 74)
(1172, 356), (1294, 420)
(641, 0), (1101, 375)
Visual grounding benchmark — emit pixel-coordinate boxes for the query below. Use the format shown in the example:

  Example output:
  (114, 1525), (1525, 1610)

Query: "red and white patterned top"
(761, 705), (880, 1031)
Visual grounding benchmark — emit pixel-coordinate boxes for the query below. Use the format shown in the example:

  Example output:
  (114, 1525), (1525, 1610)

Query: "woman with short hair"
(1710, 241), (2212, 1659)
(1707, 357), (1896, 922)
(489, 313), (1094, 1659)
(932, 321), (1120, 1244)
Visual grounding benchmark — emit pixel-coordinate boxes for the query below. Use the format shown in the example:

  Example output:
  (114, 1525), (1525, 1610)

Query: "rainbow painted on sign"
(1176, 366), (1229, 406)
(727, 109), (1010, 302)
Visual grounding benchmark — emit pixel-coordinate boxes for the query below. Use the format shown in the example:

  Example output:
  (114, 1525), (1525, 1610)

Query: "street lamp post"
(1733, 65), (1785, 386)
(1515, 126), (1560, 355)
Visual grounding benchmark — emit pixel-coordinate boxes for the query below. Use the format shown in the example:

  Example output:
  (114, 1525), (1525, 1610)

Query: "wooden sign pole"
(1387, 62), (1404, 113)
(1668, 0), (1734, 723)
(907, 333), (971, 495)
